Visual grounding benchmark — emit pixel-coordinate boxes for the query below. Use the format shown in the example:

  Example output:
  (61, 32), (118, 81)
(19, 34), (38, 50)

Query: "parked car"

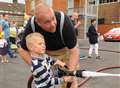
(103, 27), (120, 42)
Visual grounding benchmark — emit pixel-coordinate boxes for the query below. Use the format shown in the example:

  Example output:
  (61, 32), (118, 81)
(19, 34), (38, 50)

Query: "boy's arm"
(48, 56), (66, 68)
(32, 62), (66, 85)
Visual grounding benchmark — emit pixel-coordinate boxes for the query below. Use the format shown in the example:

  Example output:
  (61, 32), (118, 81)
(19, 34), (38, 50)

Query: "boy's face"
(31, 37), (46, 55)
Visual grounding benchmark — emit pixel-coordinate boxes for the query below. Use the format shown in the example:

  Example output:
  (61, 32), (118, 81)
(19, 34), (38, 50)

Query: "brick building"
(26, 0), (120, 38)
(0, 0), (25, 26)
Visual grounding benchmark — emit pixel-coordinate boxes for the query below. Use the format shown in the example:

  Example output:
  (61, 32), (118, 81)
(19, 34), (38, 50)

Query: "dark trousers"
(6, 38), (14, 58)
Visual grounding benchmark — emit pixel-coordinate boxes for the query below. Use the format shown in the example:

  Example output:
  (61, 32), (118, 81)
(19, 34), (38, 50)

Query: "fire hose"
(78, 66), (120, 87)
(27, 66), (120, 88)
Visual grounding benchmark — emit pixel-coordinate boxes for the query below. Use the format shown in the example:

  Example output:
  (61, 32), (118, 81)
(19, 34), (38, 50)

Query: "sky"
(0, 0), (25, 4)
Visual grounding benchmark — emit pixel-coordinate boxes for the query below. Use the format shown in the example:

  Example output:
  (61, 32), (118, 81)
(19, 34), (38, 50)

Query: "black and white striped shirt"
(31, 54), (64, 88)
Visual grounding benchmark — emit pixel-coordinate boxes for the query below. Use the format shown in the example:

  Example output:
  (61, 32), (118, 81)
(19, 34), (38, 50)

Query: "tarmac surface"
(0, 39), (120, 88)
(78, 39), (120, 88)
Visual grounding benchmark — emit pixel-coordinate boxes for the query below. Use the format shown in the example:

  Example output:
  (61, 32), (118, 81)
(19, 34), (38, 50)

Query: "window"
(67, 0), (74, 16)
(0, 0), (12, 3)
(89, 0), (96, 5)
(18, 0), (25, 4)
(13, 0), (17, 3)
(44, 0), (52, 7)
(99, 0), (118, 4)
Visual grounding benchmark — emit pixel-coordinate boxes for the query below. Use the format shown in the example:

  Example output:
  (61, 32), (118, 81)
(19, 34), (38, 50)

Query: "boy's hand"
(56, 65), (69, 77)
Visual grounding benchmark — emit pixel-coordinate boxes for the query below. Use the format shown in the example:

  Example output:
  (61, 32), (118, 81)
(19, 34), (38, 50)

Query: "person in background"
(0, 15), (2, 19)
(26, 32), (70, 88)
(9, 20), (18, 57)
(0, 13), (15, 58)
(0, 32), (8, 63)
(71, 12), (87, 60)
(87, 19), (101, 59)
(24, 13), (32, 27)
(9, 20), (18, 44)
(19, 3), (79, 88)
(71, 12), (81, 37)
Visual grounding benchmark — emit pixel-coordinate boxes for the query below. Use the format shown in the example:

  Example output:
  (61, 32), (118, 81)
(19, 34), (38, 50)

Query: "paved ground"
(78, 39), (120, 88)
(0, 39), (120, 88)
(0, 55), (30, 88)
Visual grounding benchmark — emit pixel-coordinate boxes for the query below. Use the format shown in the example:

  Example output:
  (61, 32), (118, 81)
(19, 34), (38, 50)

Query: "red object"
(103, 27), (120, 42)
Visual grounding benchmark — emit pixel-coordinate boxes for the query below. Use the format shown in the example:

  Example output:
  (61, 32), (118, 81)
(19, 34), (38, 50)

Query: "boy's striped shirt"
(31, 54), (64, 88)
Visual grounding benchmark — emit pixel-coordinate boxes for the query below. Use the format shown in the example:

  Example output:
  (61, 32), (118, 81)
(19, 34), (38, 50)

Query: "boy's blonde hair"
(26, 32), (44, 49)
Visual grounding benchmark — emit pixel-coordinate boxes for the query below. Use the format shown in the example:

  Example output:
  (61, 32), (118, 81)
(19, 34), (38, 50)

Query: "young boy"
(0, 32), (8, 63)
(26, 32), (68, 88)
(87, 19), (101, 59)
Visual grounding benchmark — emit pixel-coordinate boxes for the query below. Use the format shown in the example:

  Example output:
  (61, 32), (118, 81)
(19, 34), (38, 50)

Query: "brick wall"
(52, 0), (67, 13)
(98, 24), (120, 35)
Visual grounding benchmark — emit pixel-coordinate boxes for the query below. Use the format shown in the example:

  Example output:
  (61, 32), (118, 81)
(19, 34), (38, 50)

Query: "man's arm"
(18, 48), (31, 65)
(68, 45), (79, 71)
(63, 15), (79, 70)
(74, 21), (81, 29)
(0, 25), (3, 32)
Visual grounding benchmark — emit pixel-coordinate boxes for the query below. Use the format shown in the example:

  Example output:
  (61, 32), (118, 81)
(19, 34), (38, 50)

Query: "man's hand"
(74, 21), (81, 29)
(54, 60), (66, 67)
(0, 25), (3, 32)
(63, 76), (73, 83)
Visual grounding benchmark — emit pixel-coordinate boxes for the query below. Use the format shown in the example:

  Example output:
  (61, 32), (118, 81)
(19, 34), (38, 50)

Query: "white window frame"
(67, 0), (74, 16)
(44, 0), (53, 7)
(99, 0), (118, 4)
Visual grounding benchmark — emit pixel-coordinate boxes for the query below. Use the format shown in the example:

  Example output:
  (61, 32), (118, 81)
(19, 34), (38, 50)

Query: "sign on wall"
(18, 0), (25, 4)
(0, 0), (13, 3)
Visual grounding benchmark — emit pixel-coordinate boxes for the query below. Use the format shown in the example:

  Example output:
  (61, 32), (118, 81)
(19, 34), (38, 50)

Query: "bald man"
(71, 12), (81, 36)
(19, 4), (79, 88)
